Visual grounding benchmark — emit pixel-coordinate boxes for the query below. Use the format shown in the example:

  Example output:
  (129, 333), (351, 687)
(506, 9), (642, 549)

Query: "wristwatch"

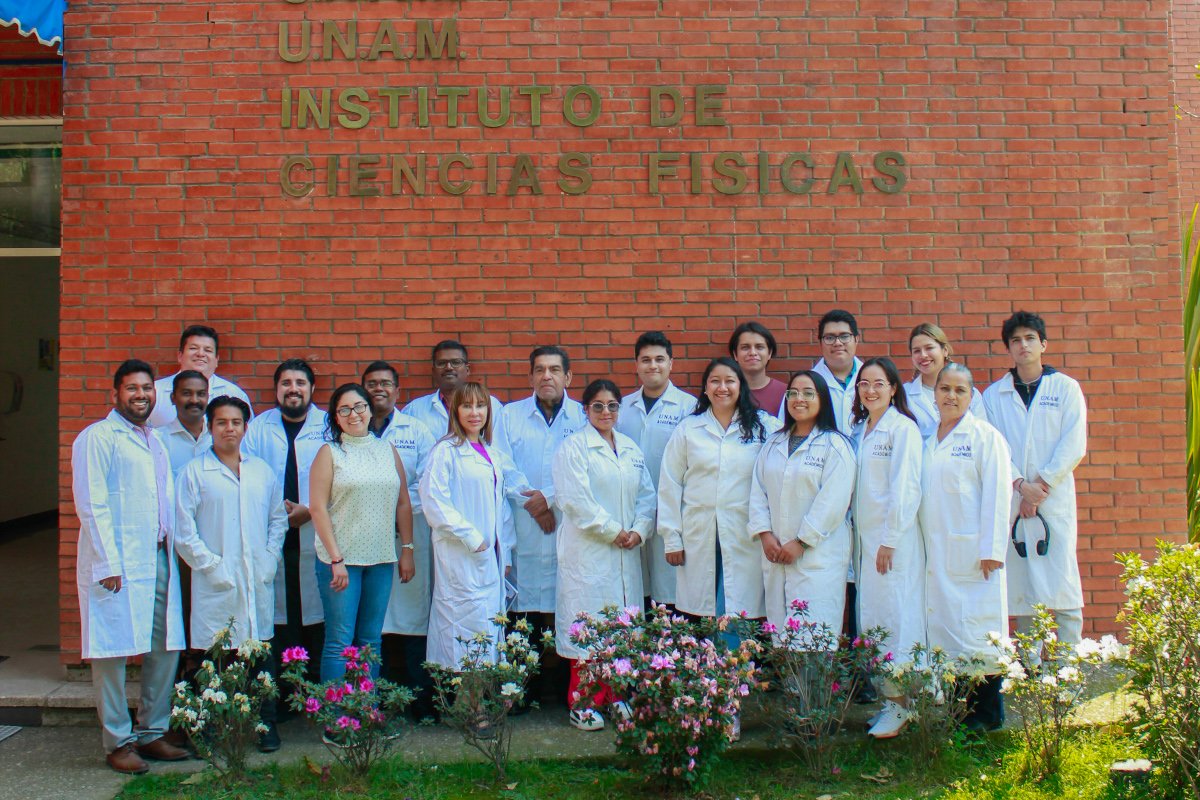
(400, 543), (415, 550)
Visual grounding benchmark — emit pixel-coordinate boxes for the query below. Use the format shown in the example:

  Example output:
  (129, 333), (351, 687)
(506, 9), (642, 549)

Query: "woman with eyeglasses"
(420, 382), (532, 672)
(849, 357), (924, 739)
(553, 379), (656, 731)
(920, 363), (1012, 733)
(309, 383), (415, 681)
(904, 323), (985, 438)
(749, 370), (856, 645)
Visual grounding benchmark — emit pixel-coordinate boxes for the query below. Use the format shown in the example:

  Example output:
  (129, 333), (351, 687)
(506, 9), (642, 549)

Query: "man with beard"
(361, 361), (439, 720)
(161, 370), (211, 478)
(73, 359), (188, 773)
(149, 325), (253, 428)
(401, 340), (506, 444)
(242, 359), (327, 700)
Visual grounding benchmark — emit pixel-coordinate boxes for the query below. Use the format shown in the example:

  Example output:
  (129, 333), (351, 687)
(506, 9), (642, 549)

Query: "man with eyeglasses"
(149, 325), (253, 428)
(361, 361), (439, 720)
(241, 359), (327, 733)
(982, 311), (1087, 653)
(401, 339), (506, 445)
(616, 331), (696, 608)
(812, 310), (865, 434)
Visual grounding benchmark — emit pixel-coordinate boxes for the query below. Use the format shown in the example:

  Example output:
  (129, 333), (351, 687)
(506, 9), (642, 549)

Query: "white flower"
(257, 672), (274, 687)
(1001, 678), (1015, 693)
(174, 681), (189, 698)
(499, 682), (521, 698)
(1005, 662), (1027, 681)
(1074, 639), (1101, 659)
(1056, 665), (1081, 684)
(1039, 675), (1058, 688)
(255, 722), (269, 734)
(1099, 635), (1128, 661)
(986, 631), (1004, 646)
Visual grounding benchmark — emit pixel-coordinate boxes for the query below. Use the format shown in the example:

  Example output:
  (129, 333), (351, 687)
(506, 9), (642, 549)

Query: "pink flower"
(831, 681), (841, 694)
(281, 646), (309, 664)
(345, 660), (360, 673)
(336, 715), (361, 731)
(358, 678), (375, 693)
(614, 658), (633, 676)
(790, 598), (809, 612)
(786, 617), (802, 633)
(761, 622), (778, 634)
(884, 651), (894, 662)
(325, 686), (344, 703)
(568, 621), (585, 640)
(738, 683), (750, 696)
(304, 697), (321, 714)
(650, 654), (675, 670)
(341, 645), (360, 660)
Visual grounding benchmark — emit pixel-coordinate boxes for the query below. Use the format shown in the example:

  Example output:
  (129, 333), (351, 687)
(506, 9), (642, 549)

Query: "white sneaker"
(867, 701), (909, 739)
(729, 713), (741, 742)
(866, 707), (884, 728)
(612, 701), (632, 722)
(569, 708), (605, 732)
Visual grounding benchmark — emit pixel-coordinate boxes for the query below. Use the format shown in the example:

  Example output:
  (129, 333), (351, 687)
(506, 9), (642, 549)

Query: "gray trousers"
(1014, 607), (1084, 668)
(90, 547), (180, 753)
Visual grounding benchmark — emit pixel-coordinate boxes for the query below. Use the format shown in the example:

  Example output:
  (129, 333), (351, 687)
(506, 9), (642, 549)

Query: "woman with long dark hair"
(553, 379), (656, 731)
(850, 357), (925, 739)
(658, 357), (783, 623)
(749, 370), (856, 642)
(308, 383), (414, 682)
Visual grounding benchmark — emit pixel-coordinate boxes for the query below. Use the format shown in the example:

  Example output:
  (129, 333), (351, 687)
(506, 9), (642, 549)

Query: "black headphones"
(1011, 511), (1051, 558)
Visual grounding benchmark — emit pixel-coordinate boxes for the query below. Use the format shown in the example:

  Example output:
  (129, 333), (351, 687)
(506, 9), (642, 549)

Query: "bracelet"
(1015, 478), (1025, 492)
(400, 543), (415, 551)
(330, 558), (345, 565)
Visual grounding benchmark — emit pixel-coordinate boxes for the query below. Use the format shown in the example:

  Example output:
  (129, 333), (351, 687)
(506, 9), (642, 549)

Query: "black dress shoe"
(853, 681), (879, 705)
(257, 722), (282, 753)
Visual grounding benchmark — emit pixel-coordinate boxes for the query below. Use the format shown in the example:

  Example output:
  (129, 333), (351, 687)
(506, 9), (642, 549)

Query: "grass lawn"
(114, 730), (1151, 800)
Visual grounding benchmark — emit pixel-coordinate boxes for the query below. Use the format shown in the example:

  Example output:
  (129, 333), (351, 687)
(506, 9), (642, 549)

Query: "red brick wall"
(59, 0), (1181, 660)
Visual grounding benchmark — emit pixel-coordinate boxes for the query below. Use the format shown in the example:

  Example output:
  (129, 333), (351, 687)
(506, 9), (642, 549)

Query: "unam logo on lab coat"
(950, 444), (973, 459)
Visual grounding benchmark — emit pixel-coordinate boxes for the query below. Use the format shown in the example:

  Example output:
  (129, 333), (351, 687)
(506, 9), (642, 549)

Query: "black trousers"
(381, 633), (435, 718)
(965, 675), (1006, 728)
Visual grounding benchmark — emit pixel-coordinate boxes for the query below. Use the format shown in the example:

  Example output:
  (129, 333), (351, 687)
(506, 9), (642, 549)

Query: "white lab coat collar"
(105, 409), (154, 450)
(629, 382), (686, 412)
(163, 415), (208, 441)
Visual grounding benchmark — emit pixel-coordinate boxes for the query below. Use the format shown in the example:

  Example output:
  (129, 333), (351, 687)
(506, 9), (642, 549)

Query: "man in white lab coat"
(401, 339), (505, 444)
(615, 331), (696, 607)
(363, 360), (438, 720)
(175, 396), (287, 751)
(242, 359), (327, 688)
(149, 325), (253, 428)
(498, 346), (586, 705)
(73, 359), (188, 774)
(982, 311), (1088, 647)
(160, 370), (211, 479)
(812, 309), (864, 435)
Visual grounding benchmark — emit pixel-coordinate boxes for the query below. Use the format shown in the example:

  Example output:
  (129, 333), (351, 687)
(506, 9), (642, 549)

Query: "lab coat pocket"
(946, 532), (983, 582)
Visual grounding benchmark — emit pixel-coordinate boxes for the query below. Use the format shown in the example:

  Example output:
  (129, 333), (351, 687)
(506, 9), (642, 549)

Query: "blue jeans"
(315, 560), (393, 682)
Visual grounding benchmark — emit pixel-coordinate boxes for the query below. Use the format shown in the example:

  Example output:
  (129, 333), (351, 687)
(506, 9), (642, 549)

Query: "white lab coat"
(401, 391), (507, 448)
(982, 370), (1087, 614)
(149, 372), (253, 428)
(420, 439), (532, 669)
(903, 376), (985, 440)
(748, 428), (856, 645)
(376, 411), (437, 636)
(241, 405), (328, 626)
(919, 413), (1012, 666)
(852, 407), (926, 660)
(72, 410), (185, 660)
(553, 426), (656, 660)
(497, 395), (587, 613)
(174, 451), (287, 649)
(658, 409), (783, 618)
(161, 417), (212, 479)
(616, 382), (697, 604)
(812, 357), (863, 435)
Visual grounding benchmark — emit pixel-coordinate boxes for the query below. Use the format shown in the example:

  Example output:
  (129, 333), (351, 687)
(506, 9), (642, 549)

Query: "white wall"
(0, 256), (58, 522)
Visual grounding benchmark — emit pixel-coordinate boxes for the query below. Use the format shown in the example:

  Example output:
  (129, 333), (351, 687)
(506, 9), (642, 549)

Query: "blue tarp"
(0, 0), (66, 54)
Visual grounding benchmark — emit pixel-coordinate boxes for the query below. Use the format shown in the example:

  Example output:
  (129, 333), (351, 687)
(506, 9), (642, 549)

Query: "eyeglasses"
(363, 380), (395, 390)
(856, 380), (890, 392)
(434, 358), (467, 369)
(821, 333), (856, 345)
(588, 402), (621, 414)
(336, 402), (370, 418)
(784, 389), (818, 401)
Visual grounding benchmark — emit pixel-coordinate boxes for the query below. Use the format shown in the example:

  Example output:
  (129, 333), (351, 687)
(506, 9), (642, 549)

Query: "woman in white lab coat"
(554, 379), (656, 731)
(904, 322), (984, 438)
(920, 363), (1012, 732)
(749, 370), (856, 645)
(420, 382), (533, 671)
(849, 357), (925, 739)
(659, 357), (783, 622)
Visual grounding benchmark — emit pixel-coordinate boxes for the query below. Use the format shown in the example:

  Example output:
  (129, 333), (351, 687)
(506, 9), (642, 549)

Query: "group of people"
(73, 309), (1087, 774)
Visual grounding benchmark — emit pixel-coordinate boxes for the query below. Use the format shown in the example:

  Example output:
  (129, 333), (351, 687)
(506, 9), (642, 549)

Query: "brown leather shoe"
(136, 736), (189, 761)
(106, 743), (149, 774)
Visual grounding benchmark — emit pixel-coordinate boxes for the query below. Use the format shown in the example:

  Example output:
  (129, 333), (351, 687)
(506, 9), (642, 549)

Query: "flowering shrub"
(280, 644), (413, 777)
(764, 599), (886, 775)
(569, 604), (762, 791)
(426, 615), (554, 783)
(988, 605), (1126, 781)
(169, 625), (276, 781)
(882, 643), (987, 763)
(1118, 543), (1200, 799)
